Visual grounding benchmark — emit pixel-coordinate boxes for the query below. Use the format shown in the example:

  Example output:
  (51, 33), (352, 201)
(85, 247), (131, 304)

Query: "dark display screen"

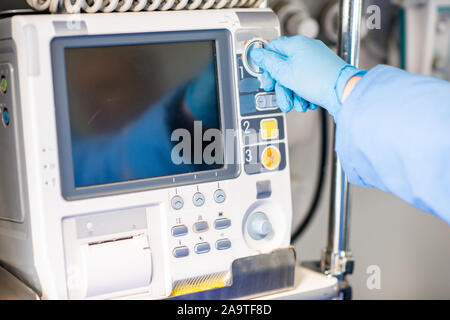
(64, 41), (223, 187)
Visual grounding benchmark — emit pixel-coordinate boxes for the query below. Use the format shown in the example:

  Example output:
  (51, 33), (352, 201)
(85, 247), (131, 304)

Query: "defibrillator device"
(0, 8), (294, 299)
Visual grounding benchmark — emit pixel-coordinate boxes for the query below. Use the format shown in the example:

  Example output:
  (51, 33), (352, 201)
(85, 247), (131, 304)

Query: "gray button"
(171, 225), (188, 237)
(193, 221), (209, 233)
(171, 195), (184, 210)
(247, 212), (272, 240)
(194, 242), (211, 254)
(255, 95), (266, 109)
(173, 246), (189, 258)
(214, 189), (226, 204)
(256, 180), (272, 199)
(192, 192), (205, 207)
(255, 93), (277, 110)
(268, 94), (277, 108)
(216, 239), (231, 250)
(214, 218), (231, 230)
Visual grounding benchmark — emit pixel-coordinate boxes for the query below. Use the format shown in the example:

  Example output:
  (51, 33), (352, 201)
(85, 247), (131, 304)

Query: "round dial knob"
(247, 212), (272, 240)
(243, 39), (266, 76)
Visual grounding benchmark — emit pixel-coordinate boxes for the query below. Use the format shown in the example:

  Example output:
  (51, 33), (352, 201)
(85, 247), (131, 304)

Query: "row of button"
(171, 189), (226, 210)
(171, 218), (231, 237)
(173, 239), (232, 258)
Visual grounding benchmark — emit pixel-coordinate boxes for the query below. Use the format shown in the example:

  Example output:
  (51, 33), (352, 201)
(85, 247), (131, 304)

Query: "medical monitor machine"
(0, 6), (298, 299)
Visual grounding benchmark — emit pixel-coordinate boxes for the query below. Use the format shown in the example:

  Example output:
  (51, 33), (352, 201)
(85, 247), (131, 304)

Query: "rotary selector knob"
(247, 212), (272, 240)
(243, 38), (266, 77)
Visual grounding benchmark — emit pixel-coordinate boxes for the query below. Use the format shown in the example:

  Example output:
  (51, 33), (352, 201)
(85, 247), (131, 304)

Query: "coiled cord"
(27, 0), (263, 13)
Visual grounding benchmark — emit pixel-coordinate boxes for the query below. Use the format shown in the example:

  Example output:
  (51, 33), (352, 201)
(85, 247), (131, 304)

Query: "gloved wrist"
(332, 65), (367, 117)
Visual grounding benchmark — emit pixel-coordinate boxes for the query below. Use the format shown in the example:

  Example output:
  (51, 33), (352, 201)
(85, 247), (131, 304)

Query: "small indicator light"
(1, 76), (7, 94)
(2, 108), (10, 126)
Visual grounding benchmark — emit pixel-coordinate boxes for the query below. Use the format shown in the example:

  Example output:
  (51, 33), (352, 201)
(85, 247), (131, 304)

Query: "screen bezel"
(51, 30), (239, 200)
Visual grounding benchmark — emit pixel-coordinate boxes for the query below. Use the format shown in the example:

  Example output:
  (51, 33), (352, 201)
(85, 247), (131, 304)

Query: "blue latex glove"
(250, 35), (366, 117)
(184, 62), (219, 128)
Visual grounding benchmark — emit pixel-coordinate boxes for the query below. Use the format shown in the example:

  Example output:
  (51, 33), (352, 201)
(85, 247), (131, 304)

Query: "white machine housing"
(0, 9), (293, 299)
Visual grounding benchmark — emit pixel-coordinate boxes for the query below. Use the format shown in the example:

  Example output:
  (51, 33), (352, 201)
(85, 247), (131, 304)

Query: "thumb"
(250, 48), (289, 83)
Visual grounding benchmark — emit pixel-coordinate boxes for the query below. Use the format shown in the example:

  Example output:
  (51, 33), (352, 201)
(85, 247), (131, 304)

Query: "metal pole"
(321, 0), (362, 295)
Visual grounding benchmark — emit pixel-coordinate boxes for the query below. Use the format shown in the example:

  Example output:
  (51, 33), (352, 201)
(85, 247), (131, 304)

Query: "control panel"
(159, 26), (292, 291)
(235, 31), (287, 177)
(169, 186), (233, 262)
(233, 29), (290, 260)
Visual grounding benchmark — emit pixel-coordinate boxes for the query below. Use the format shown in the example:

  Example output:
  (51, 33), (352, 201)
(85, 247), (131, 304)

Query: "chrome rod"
(321, 0), (362, 282)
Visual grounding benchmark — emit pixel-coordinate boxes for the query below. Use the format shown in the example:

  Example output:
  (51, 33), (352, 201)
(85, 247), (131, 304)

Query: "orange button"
(261, 146), (281, 170)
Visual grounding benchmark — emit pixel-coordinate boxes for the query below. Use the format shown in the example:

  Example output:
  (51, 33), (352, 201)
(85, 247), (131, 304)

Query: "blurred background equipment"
(394, 0), (450, 80)
(273, 0), (320, 38)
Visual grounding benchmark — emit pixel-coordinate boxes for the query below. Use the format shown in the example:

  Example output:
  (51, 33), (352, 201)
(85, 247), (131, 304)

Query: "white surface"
(256, 266), (338, 300)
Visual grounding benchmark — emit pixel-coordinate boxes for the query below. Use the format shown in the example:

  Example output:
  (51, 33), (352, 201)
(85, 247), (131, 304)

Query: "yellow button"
(260, 118), (278, 140)
(261, 146), (281, 170)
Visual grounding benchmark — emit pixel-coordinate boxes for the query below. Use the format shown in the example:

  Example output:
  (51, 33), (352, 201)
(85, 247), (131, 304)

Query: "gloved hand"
(184, 61), (219, 128)
(250, 35), (366, 117)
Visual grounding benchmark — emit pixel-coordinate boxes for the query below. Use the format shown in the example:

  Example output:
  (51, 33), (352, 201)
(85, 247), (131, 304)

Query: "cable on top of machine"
(25, 0), (265, 13)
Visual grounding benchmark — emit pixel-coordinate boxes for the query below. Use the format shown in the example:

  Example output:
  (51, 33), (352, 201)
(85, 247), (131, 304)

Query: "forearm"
(341, 75), (362, 102)
(335, 65), (450, 224)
